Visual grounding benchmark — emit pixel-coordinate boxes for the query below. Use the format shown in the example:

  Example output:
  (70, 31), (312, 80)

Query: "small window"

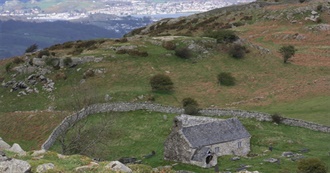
(215, 147), (220, 153)
(238, 142), (242, 148)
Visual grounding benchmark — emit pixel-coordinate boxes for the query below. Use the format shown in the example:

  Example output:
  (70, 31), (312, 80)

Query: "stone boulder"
(0, 158), (31, 173)
(32, 58), (45, 67)
(32, 149), (46, 157)
(75, 162), (98, 172)
(0, 151), (8, 161)
(7, 143), (26, 156)
(36, 163), (55, 173)
(0, 138), (10, 150)
(105, 161), (132, 173)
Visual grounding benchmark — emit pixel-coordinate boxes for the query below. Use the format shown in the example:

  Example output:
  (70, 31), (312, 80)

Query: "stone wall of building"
(41, 102), (330, 150)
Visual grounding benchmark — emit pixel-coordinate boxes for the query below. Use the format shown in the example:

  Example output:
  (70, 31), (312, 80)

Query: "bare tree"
(58, 113), (111, 156)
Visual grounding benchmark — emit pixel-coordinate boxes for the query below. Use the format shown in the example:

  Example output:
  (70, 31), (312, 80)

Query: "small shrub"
(299, 0), (305, 3)
(77, 40), (97, 49)
(63, 57), (73, 67)
(128, 50), (149, 57)
(182, 97), (198, 107)
(316, 18), (322, 24)
(150, 74), (174, 92)
(316, 4), (323, 11)
(182, 97), (199, 115)
(271, 113), (283, 124)
(204, 30), (239, 43)
(116, 49), (128, 54)
(184, 105), (200, 115)
(279, 45), (296, 63)
(63, 41), (75, 49)
(25, 43), (38, 53)
(115, 38), (128, 43)
(229, 44), (247, 59)
(70, 48), (84, 55)
(175, 47), (192, 59)
(38, 50), (50, 58)
(297, 158), (328, 173)
(45, 57), (60, 69)
(55, 72), (67, 80)
(12, 57), (24, 64)
(83, 69), (95, 79)
(162, 41), (177, 50)
(232, 21), (245, 27)
(5, 62), (13, 73)
(217, 72), (236, 86)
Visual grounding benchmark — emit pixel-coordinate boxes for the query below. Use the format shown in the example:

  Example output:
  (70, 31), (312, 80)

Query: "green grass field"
(49, 111), (330, 173)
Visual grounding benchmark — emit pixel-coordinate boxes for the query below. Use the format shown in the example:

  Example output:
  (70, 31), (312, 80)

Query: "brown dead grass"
(0, 111), (69, 150)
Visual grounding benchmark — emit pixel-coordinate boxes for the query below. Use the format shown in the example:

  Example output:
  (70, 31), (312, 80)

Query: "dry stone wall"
(41, 102), (330, 150)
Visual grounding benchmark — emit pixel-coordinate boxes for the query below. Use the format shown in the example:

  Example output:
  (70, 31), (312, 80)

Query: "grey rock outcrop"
(36, 163), (55, 173)
(0, 138), (10, 150)
(75, 162), (98, 172)
(0, 158), (31, 173)
(105, 161), (132, 173)
(32, 149), (46, 157)
(7, 143), (27, 156)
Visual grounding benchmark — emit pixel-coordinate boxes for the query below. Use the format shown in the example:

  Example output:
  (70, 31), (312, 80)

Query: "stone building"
(164, 114), (251, 168)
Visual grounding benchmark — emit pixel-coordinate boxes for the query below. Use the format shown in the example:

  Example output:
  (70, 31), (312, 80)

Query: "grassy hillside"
(0, 0), (329, 172)
(4, 111), (330, 172)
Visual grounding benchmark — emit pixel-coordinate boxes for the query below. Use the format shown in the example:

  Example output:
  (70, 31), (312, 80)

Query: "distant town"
(0, 0), (254, 21)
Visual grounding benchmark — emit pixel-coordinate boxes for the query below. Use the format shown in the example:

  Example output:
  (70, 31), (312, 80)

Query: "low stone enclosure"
(41, 102), (330, 150)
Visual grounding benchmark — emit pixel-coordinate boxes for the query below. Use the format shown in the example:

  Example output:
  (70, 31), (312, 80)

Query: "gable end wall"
(164, 131), (193, 163)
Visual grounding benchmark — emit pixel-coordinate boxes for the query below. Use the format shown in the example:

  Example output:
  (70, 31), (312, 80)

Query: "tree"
(204, 30), (239, 43)
(229, 44), (247, 59)
(271, 113), (283, 124)
(297, 158), (328, 173)
(150, 74), (174, 91)
(182, 97), (199, 115)
(279, 45), (296, 63)
(217, 72), (236, 86)
(175, 47), (192, 59)
(25, 43), (38, 53)
(57, 85), (111, 156)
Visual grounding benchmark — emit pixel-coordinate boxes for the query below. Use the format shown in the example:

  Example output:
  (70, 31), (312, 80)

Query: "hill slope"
(0, 0), (329, 171)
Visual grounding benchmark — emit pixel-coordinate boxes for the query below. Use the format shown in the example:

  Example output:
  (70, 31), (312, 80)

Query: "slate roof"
(191, 146), (211, 161)
(181, 118), (250, 148)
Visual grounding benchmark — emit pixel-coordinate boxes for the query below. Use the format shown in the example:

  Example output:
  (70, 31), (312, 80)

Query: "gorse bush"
(38, 50), (50, 58)
(279, 45), (296, 63)
(76, 40), (97, 49)
(182, 97), (198, 107)
(5, 62), (13, 73)
(217, 72), (236, 86)
(128, 50), (149, 57)
(204, 30), (239, 43)
(45, 57), (60, 70)
(182, 97), (199, 115)
(297, 158), (328, 173)
(83, 69), (95, 79)
(162, 41), (177, 50)
(12, 57), (24, 64)
(63, 57), (73, 67)
(175, 47), (192, 59)
(150, 74), (174, 92)
(229, 44), (247, 59)
(25, 43), (38, 53)
(271, 113), (283, 124)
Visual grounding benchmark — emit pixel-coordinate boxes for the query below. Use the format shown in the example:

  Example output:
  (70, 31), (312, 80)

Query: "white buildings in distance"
(0, 0), (254, 21)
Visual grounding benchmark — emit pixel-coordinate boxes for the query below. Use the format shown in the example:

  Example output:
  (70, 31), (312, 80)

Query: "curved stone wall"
(41, 102), (330, 150)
